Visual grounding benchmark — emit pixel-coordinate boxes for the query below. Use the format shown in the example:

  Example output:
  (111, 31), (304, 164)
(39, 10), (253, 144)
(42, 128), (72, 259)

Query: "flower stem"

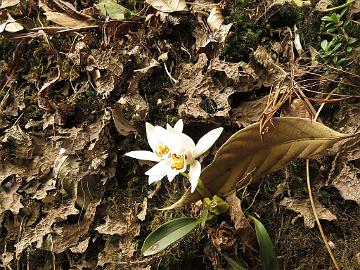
(317, 0), (354, 13)
(180, 172), (212, 198)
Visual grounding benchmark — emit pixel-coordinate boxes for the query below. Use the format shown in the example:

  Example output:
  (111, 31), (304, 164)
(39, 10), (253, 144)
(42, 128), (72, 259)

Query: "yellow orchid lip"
(171, 153), (185, 170)
(155, 145), (169, 157)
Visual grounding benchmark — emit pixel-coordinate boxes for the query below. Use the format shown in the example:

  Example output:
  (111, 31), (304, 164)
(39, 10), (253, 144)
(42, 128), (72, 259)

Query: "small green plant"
(318, 2), (358, 71)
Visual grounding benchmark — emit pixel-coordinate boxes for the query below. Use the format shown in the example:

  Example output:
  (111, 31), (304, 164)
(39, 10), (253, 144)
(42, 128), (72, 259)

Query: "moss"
(0, 38), (15, 61)
(220, 0), (264, 62)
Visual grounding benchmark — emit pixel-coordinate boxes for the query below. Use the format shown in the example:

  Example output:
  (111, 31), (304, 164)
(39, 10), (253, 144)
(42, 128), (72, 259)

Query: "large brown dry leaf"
(165, 117), (349, 208)
(146, 0), (188, 12)
(280, 197), (337, 228)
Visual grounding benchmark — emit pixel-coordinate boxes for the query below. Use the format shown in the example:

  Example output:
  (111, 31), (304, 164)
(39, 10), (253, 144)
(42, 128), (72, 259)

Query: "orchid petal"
(125, 151), (161, 162)
(189, 160), (201, 193)
(145, 159), (172, 176)
(173, 119), (183, 133)
(194, 127), (223, 157)
(148, 174), (166, 184)
(146, 123), (168, 152)
(166, 169), (179, 182)
(167, 127), (196, 152)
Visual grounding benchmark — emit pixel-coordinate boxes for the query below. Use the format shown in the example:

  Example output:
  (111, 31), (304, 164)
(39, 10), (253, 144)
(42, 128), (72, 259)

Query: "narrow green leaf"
(142, 217), (200, 256)
(222, 253), (247, 270)
(250, 216), (280, 270)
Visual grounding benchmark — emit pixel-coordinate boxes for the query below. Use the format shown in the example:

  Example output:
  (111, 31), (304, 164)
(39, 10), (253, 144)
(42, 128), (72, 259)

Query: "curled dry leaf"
(15, 201), (79, 257)
(41, 201), (100, 253)
(146, 0), (188, 13)
(226, 194), (255, 248)
(0, 0), (20, 9)
(280, 197), (337, 228)
(39, 0), (95, 28)
(164, 117), (350, 209)
(95, 216), (128, 236)
(207, 7), (224, 33)
(111, 103), (137, 136)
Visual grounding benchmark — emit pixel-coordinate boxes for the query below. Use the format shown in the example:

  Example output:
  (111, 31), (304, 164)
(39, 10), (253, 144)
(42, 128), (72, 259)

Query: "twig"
(305, 92), (341, 270)
(163, 63), (178, 84)
(305, 159), (340, 270)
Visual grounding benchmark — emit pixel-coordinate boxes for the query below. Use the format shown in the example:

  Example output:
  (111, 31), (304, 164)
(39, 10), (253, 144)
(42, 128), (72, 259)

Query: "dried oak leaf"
(95, 216), (128, 236)
(111, 103), (137, 136)
(349, 0), (360, 17)
(328, 104), (360, 204)
(328, 137), (360, 204)
(97, 207), (141, 266)
(41, 201), (99, 253)
(15, 201), (79, 257)
(231, 95), (269, 127)
(226, 194), (255, 248)
(39, 0), (95, 28)
(0, 178), (23, 215)
(146, 0), (188, 13)
(1, 124), (33, 159)
(176, 54), (257, 118)
(69, 237), (90, 253)
(280, 197), (337, 228)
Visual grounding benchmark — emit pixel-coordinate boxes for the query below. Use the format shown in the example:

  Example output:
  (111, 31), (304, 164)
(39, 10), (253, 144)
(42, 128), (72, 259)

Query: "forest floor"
(0, 0), (360, 269)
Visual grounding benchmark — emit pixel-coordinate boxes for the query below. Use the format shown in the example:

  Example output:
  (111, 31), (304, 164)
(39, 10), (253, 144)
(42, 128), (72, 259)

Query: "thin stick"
(306, 159), (340, 269)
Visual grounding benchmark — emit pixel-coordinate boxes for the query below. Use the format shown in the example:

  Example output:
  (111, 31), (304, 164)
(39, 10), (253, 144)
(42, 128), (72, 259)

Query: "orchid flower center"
(155, 145), (169, 157)
(171, 153), (185, 170)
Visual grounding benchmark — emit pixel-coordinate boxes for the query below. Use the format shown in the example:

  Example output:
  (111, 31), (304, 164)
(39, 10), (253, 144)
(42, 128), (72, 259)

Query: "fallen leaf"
(328, 104), (360, 204)
(0, 14), (23, 33)
(70, 237), (90, 253)
(349, 0), (360, 17)
(42, 201), (99, 253)
(280, 197), (337, 228)
(95, 0), (131, 20)
(137, 197), (148, 221)
(111, 103), (137, 136)
(207, 7), (224, 33)
(164, 117), (351, 208)
(226, 194), (255, 248)
(146, 0), (188, 13)
(177, 54), (258, 118)
(0, 0), (20, 9)
(232, 95), (269, 127)
(96, 216), (128, 236)
(15, 201), (79, 257)
(39, 0), (95, 28)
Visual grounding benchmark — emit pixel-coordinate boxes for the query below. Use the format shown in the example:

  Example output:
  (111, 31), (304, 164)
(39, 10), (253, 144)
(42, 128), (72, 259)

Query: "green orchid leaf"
(222, 253), (247, 270)
(142, 217), (200, 256)
(250, 216), (280, 270)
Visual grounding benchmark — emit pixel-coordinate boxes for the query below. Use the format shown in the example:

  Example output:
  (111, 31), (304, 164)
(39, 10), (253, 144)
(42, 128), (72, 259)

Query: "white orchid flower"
(145, 124), (223, 193)
(125, 119), (183, 170)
